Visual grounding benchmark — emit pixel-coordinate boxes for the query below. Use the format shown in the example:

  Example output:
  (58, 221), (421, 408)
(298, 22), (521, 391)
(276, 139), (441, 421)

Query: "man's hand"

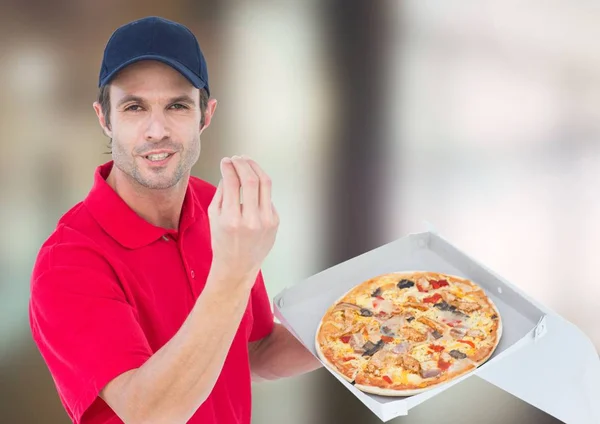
(249, 323), (323, 382)
(207, 156), (280, 290)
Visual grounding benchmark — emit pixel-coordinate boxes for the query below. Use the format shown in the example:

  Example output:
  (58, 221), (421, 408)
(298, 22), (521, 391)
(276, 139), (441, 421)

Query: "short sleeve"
(29, 242), (153, 422)
(248, 271), (275, 342)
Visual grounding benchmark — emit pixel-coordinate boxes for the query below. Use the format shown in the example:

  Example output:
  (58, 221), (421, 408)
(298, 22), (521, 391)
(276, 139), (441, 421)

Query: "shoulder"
(31, 205), (116, 290)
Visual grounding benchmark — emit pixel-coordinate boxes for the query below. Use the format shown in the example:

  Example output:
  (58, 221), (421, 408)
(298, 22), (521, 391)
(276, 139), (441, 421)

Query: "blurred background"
(1, 0), (598, 423)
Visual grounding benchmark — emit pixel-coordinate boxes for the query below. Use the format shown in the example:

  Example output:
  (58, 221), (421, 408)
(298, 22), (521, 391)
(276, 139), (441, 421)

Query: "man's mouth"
(144, 152), (174, 162)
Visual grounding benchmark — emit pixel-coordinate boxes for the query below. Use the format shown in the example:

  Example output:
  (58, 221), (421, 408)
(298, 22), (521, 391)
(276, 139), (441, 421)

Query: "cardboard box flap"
(477, 314), (600, 424)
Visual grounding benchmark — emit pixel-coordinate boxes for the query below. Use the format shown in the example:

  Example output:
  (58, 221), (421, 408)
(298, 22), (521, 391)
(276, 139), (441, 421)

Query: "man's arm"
(248, 322), (323, 382)
(100, 156), (280, 424)
(100, 278), (251, 424)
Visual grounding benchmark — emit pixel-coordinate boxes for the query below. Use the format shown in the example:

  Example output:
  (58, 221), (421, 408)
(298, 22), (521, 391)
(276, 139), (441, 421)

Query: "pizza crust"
(314, 339), (355, 381)
(314, 271), (503, 396)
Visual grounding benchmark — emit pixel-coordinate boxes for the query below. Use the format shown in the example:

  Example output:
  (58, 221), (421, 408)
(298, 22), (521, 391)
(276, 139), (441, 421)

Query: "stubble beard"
(111, 135), (201, 190)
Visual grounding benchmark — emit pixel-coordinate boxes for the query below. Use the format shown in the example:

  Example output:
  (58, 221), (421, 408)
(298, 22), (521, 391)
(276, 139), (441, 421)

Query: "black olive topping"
(449, 349), (467, 360)
(431, 330), (443, 339)
(434, 301), (456, 312)
(362, 340), (385, 356)
(371, 287), (382, 297)
(397, 279), (415, 289)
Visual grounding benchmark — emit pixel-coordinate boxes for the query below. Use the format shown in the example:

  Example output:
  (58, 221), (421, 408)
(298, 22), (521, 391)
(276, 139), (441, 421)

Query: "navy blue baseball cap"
(99, 16), (210, 96)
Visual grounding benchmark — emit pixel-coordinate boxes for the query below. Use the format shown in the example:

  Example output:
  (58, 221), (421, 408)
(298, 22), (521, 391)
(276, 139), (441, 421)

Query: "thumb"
(209, 179), (223, 213)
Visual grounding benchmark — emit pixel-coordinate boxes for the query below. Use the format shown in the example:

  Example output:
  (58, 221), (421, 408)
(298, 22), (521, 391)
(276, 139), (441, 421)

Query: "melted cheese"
(390, 290), (415, 306)
(464, 312), (493, 332)
(449, 286), (466, 298)
(410, 343), (433, 363)
(389, 367), (404, 383)
(330, 340), (355, 356)
(421, 307), (441, 320)
(405, 372), (422, 385)
(354, 293), (372, 308)
(386, 290), (402, 303)
(461, 293), (478, 302)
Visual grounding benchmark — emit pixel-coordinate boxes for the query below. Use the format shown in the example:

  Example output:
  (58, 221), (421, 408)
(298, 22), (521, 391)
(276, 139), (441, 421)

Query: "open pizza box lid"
(272, 230), (600, 423)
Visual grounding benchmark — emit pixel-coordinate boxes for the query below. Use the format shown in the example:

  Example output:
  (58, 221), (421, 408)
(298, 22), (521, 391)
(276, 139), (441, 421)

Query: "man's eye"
(125, 105), (142, 112)
(170, 103), (188, 110)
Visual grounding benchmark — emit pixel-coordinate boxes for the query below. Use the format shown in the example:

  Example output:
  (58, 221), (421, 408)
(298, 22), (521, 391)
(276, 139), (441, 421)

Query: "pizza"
(315, 271), (502, 396)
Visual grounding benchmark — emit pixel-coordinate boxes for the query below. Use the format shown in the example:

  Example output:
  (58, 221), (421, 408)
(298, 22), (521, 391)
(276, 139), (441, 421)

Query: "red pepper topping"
(431, 279), (449, 289)
(417, 283), (428, 292)
(438, 358), (451, 371)
(429, 344), (444, 352)
(458, 339), (475, 348)
(423, 293), (442, 304)
(445, 320), (461, 327)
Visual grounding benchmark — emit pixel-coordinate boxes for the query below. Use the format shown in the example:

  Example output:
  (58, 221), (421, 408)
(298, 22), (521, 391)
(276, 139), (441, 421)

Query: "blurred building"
(0, 1), (597, 423)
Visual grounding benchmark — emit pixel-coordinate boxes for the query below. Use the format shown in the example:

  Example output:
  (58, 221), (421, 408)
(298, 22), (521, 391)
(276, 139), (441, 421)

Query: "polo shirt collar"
(84, 161), (198, 249)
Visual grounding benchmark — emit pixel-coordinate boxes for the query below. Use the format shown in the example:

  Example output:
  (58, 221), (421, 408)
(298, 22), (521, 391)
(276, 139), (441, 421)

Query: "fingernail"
(222, 157), (231, 164)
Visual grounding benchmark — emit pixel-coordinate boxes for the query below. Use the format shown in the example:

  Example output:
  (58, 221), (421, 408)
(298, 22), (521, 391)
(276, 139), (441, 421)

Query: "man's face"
(96, 60), (208, 190)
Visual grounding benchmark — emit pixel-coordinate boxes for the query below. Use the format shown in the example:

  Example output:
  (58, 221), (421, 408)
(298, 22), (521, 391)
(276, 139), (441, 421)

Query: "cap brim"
(99, 54), (207, 93)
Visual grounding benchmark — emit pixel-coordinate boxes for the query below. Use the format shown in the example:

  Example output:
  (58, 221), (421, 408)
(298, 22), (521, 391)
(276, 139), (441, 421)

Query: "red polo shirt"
(29, 161), (274, 424)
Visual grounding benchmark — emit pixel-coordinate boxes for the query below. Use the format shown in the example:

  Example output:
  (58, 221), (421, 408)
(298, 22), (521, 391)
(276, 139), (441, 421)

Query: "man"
(29, 16), (321, 424)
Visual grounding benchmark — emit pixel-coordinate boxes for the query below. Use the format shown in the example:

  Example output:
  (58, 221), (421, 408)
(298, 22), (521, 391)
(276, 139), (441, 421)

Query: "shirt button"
(191, 270), (195, 279)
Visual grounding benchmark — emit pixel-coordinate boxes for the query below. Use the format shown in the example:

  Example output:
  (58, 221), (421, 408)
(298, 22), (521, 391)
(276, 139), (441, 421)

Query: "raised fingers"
(244, 157), (273, 215)
(230, 156), (260, 214)
(208, 178), (223, 214)
(220, 157), (242, 213)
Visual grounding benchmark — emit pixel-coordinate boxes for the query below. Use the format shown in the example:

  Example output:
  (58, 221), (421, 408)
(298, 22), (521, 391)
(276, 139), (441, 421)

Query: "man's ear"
(93, 102), (112, 138)
(200, 98), (218, 133)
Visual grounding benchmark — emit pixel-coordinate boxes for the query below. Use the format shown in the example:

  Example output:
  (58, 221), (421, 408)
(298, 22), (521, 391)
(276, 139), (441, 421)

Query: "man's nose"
(144, 110), (170, 141)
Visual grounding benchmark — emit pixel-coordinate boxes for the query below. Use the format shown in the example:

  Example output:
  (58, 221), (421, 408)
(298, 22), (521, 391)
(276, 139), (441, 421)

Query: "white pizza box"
(272, 230), (600, 423)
